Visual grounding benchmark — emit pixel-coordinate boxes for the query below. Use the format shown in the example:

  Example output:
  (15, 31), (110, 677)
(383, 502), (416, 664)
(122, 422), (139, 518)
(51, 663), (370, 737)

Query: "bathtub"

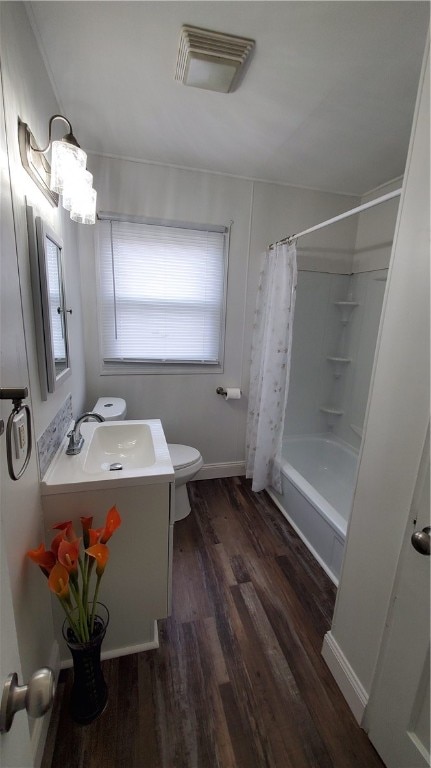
(268, 434), (359, 585)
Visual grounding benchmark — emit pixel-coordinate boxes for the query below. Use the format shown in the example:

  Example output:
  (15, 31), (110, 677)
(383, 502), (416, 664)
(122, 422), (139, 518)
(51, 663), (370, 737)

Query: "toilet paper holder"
(216, 387), (242, 398)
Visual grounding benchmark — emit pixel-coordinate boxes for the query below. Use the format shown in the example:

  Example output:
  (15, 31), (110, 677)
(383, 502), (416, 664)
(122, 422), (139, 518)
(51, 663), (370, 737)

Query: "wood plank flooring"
(42, 477), (385, 768)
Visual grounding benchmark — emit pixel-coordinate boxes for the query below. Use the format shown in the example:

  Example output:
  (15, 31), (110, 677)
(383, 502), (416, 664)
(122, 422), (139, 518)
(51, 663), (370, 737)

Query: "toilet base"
(175, 484), (191, 521)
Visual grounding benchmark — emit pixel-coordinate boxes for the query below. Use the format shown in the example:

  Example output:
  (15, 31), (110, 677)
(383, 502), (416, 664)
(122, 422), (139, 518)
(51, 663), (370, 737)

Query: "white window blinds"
(46, 237), (67, 362)
(97, 218), (227, 365)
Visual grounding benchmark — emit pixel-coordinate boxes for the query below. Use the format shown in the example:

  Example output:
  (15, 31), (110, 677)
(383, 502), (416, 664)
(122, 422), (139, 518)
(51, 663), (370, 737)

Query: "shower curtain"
(246, 242), (297, 492)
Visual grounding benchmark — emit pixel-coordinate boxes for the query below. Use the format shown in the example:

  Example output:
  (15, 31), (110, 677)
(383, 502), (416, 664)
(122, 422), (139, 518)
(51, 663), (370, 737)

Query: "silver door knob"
(411, 526), (431, 556)
(0, 668), (55, 733)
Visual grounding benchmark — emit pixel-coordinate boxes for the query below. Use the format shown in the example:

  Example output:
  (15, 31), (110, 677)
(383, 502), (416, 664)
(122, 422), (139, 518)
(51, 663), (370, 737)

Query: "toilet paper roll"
(224, 388), (241, 400)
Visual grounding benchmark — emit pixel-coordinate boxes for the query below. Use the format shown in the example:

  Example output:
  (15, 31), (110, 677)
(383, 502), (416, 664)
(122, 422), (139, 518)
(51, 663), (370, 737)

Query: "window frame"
(95, 213), (230, 375)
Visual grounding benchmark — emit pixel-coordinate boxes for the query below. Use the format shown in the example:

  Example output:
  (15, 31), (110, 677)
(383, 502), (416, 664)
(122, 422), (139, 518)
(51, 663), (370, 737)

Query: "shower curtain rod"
(270, 187), (402, 249)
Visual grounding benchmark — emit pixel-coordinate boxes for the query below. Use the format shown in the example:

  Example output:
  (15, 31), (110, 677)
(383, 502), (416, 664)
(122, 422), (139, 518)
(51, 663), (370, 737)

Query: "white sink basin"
(41, 419), (174, 494)
(83, 423), (156, 474)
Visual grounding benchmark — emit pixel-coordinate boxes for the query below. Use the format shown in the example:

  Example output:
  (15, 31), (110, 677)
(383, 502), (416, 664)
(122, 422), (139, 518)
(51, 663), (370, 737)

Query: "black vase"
(62, 602), (109, 725)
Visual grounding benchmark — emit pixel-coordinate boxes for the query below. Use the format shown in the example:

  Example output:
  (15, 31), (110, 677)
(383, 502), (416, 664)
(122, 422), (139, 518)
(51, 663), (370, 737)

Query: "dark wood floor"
(42, 477), (385, 768)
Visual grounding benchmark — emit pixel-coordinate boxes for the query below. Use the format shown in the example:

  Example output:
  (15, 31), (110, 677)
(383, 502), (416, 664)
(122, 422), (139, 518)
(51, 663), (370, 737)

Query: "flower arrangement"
(27, 506), (121, 644)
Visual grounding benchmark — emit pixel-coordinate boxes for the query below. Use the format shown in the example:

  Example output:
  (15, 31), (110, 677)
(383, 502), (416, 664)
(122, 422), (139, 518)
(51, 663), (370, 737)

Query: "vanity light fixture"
(175, 26), (255, 93)
(18, 114), (97, 225)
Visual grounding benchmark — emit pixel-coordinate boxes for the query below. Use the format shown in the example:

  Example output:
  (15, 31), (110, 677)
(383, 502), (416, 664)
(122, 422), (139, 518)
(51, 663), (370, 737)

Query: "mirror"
(27, 206), (71, 398)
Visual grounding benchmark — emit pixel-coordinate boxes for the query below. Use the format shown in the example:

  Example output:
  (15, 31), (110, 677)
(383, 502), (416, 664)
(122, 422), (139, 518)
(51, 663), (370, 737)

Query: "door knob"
(0, 668), (55, 733)
(411, 526), (431, 556)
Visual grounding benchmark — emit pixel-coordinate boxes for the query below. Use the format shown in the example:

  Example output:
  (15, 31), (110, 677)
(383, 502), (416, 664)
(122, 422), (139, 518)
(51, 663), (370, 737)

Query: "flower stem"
(59, 599), (82, 642)
(90, 575), (102, 635)
(69, 579), (89, 642)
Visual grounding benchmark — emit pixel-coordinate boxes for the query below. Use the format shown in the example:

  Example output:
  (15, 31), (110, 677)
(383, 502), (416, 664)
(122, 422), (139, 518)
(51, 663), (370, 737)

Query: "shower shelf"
(320, 406), (344, 429)
(334, 301), (359, 324)
(327, 356), (351, 378)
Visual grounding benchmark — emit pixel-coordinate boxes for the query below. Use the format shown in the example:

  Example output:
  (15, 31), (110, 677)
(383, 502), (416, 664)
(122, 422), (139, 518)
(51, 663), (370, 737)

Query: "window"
(97, 216), (228, 371)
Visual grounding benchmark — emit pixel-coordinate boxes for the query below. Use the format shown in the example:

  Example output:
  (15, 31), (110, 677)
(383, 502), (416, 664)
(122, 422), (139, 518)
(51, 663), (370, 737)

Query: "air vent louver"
(175, 25), (255, 93)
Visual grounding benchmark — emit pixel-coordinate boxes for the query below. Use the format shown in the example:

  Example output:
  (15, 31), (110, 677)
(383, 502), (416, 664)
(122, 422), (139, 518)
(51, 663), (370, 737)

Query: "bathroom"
(0, 3), (429, 767)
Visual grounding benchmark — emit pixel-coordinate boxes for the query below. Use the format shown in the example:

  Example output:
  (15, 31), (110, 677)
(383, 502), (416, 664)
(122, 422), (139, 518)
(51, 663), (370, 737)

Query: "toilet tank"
(93, 397), (127, 421)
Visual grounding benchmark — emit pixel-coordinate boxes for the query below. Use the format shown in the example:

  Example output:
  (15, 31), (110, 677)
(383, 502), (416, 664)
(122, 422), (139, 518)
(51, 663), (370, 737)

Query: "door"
(0, 532), (33, 767)
(366, 429), (430, 767)
(360, 36), (430, 768)
(0, 64), (34, 766)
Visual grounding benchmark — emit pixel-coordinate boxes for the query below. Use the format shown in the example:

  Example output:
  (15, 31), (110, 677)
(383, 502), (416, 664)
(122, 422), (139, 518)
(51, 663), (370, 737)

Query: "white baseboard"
(60, 620), (160, 669)
(321, 631), (368, 724)
(32, 641), (60, 768)
(195, 461), (246, 480)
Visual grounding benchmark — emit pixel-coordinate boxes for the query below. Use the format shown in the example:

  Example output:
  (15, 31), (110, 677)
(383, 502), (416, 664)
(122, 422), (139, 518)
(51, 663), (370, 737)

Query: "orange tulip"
(52, 520), (71, 530)
(80, 516), (93, 547)
(86, 543), (109, 576)
(52, 520), (72, 533)
(88, 527), (103, 546)
(48, 563), (70, 600)
(58, 539), (80, 575)
(50, 531), (65, 557)
(27, 543), (56, 576)
(99, 506), (121, 544)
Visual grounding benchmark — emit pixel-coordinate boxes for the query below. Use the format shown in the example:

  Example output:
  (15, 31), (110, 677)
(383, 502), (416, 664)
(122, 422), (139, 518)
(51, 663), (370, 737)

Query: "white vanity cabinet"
(41, 480), (174, 660)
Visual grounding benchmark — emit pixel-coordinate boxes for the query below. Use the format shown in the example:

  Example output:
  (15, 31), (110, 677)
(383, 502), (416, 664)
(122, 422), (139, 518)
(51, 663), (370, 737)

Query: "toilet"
(92, 397), (203, 521)
(167, 443), (203, 521)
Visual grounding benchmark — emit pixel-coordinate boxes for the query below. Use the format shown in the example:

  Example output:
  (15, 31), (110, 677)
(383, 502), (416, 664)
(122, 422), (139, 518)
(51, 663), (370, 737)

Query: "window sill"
(100, 361), (224, 376)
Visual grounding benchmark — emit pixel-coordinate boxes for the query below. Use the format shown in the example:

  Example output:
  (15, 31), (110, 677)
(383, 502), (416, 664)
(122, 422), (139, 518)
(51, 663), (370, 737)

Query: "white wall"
(80, 154), (359, 468)
(79, 155), (253, 469)
(0, 5), (86, 436)
(0, 4), (87, 760)
(323, 38), (429, 716)
(352, 178), (401, 274)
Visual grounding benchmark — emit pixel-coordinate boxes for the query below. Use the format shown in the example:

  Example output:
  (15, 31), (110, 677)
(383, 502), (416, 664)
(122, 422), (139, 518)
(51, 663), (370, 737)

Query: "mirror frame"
(26, 205), (71, 399)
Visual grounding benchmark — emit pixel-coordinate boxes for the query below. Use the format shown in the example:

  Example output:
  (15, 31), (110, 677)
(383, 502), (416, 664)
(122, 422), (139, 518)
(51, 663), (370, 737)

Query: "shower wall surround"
(284, 270), (351, 437)
(285, 269), (388, 450)
(334, 269), (388, 448)
(285, 178), (399, 449)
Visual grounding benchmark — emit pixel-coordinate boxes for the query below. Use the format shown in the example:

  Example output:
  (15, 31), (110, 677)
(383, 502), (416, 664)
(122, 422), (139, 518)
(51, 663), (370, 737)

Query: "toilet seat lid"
(168, 444), (201, 470)
(93, 397), (127, 420)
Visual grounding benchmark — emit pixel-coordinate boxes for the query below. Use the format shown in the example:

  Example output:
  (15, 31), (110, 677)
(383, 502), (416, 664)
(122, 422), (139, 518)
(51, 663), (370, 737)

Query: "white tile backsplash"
(37, 394), (73, 478)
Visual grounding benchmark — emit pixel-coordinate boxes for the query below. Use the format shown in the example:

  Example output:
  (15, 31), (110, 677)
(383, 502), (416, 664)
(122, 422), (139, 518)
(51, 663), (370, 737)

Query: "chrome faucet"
(66, 412), (105, 455)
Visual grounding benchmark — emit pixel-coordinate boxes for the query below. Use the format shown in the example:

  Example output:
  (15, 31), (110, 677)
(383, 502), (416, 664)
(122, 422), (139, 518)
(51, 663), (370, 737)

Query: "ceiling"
(28, 1), (429, 196)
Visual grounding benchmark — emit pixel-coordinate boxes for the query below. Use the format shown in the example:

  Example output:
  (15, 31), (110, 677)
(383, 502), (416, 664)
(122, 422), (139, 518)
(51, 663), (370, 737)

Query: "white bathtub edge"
(321, 631), (368, 725)
(282, 463), (347, 539)
(267, 488), (339, 586)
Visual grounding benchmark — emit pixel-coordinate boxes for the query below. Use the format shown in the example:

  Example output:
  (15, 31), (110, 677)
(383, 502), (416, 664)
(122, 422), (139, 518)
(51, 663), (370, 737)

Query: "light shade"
(63, 169), (93, 211)
(70, 186), (97, 225)
(175, 26), (255, 93)
(184, 58), (240, 93)
(50, 140), (87, 194)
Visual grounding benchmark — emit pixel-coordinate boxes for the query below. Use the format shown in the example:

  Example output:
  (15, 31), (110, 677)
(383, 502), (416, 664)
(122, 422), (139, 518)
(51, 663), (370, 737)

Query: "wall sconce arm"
(29, 114), (80, 154)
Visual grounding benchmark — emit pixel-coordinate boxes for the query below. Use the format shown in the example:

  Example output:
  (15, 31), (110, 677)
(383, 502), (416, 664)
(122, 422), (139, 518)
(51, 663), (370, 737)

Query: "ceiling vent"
(175, 25), (255, 93)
